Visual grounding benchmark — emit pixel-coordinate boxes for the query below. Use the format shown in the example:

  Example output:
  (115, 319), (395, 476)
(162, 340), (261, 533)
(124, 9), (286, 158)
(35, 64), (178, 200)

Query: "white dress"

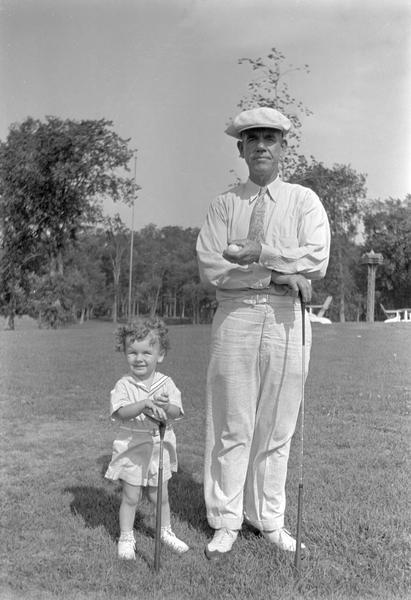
(104, 372), (183, 487)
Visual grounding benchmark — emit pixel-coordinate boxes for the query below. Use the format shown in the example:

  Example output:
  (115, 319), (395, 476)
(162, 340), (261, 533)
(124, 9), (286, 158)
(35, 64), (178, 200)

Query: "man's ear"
(237, 140), (244, 158)
(281, 138), (288, 150)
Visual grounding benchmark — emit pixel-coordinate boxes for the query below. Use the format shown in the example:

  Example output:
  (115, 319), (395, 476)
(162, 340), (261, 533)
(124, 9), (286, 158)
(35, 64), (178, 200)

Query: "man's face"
(237, 128), (286, 180)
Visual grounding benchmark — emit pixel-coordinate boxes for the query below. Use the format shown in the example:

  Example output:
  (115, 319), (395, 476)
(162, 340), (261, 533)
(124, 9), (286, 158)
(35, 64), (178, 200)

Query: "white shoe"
(205, 527), (238, 560)
(118, 530), (136, 560)
(262, 528), (306, 552)
(161, 526), (189, 554)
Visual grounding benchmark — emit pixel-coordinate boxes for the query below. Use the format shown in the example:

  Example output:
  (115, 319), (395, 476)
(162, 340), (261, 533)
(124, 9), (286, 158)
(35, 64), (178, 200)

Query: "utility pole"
(128, 152), (137, 321)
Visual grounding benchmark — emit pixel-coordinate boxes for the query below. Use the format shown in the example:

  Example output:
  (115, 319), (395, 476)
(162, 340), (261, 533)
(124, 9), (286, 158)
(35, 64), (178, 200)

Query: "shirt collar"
(246, 175), (281, 203)
(125, 371), (163, 393)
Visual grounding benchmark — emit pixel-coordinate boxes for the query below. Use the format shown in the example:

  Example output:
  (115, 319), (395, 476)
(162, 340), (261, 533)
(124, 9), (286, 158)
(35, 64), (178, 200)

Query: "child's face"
(125, 335), (164, 381)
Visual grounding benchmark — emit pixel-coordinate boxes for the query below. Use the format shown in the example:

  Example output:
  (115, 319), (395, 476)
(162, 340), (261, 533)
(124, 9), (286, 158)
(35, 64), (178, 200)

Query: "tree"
(362, 196), (411, 315)
(0, 116), (137, 327)
(102, 215), (130, 323)
(291, 159), (367, 321)
(63, 230), (108, 322)
(237, 47), (312, 178)
(129, 224), (206, 322)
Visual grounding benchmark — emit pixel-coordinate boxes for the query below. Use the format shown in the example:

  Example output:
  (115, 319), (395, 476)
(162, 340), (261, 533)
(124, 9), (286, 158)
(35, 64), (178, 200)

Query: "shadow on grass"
(64, 483), (154, 567)
(65, 456), (209, 539)
(168, 468), (209, 534)
(64, 483), (149, 539)
(97, 453), (209, 533)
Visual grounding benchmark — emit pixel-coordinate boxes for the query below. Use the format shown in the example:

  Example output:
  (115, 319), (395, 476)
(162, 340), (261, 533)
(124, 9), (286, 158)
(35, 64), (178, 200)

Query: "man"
(196, 106), (330, 560)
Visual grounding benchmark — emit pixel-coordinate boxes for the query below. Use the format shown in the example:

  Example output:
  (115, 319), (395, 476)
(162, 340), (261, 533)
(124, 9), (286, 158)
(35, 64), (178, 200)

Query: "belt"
(119, 423), (173, 436)
(217, 284), (289, 305)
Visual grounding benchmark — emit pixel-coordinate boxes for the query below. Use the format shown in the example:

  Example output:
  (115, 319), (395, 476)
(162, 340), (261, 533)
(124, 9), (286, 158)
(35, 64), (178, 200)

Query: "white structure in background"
(308, 295), (332, 324)
(380, 304), (411, 323)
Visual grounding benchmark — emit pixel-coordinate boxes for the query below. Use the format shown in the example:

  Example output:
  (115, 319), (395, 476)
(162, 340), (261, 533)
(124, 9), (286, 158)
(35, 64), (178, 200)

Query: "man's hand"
(223, 239), (262, 265)
(271, 271), (312, 303)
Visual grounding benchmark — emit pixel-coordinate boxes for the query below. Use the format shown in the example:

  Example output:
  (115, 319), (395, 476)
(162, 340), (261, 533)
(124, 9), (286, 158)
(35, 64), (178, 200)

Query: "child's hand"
(150, 405), (168, 422)
(153, 392), (169, 411)
(144, 398), (167, 423)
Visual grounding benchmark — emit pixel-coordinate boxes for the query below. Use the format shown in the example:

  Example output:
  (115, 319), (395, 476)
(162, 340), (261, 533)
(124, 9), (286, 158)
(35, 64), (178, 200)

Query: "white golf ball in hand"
(227, 244), (241, 253)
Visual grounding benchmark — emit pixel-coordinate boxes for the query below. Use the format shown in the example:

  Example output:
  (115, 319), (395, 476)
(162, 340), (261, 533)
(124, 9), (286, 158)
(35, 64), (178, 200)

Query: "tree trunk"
(112, 297), (118, 323)
(192, 295), (199, 324)
(150, 282), (162, 317)
(171, 290), (177, 317)
(6, 312), (15, 330)
(49, 250), (64, 277)
(337, 242), (346, 323)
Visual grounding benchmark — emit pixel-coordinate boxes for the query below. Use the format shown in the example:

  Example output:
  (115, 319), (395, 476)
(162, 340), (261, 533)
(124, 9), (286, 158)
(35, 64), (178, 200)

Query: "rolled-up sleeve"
(197, 196), (272, 290)
(109, 380), (133, 420)
(164, 378), (184, 416)
(259, 189), (330, 279)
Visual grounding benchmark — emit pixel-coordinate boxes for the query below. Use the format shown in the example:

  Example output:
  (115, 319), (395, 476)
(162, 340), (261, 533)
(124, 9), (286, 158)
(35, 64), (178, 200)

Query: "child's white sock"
(119, 529), (134, 540)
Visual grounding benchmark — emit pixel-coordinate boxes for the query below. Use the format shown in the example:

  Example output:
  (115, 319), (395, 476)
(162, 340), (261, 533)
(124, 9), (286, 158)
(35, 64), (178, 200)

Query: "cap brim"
(224, 123), (242, 139)
(225, 123), (287, 139)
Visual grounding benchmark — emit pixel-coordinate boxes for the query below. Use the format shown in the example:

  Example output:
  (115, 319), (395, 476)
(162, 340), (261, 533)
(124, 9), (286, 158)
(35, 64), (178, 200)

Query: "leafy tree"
(63, 231), (108, 322)
(236, 47), (312, 178)
(291, 158), (367, 321)
(362, 196), (411, 316)
(101, 215), (130, 323)
(128, 224), (209, 322)
(27, 273), (76, 328)
(0, 116), (137, 327)
(181, 281), (216, 324)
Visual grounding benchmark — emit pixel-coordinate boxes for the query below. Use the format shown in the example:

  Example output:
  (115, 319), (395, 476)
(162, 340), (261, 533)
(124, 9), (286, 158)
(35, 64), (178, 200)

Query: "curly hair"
(115, 317), (170, 354)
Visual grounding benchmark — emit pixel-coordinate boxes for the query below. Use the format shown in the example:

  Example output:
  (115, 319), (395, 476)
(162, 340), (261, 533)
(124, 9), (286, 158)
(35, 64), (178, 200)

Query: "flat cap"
(225, 107), (291, 139)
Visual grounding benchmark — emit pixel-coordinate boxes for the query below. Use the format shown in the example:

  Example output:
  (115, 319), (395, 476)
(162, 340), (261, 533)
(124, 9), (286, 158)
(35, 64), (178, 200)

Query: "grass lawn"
(0, 319), (410, 600)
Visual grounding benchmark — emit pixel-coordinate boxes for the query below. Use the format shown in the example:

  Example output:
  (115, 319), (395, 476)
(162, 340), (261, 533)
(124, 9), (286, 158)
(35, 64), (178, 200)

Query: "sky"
(1, 0), (410, 231)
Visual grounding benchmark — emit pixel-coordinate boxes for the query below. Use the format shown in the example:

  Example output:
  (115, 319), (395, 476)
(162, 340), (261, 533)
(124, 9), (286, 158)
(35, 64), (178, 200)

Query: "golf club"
(294, 295), (306, 572)
(143, 408), (167, 572)
(154, 419), (166, 572)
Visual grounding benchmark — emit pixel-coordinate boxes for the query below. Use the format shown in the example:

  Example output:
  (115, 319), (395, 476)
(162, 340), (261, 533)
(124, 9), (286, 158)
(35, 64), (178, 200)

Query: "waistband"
(118, 423), (173, 437)
(216, 285), (291, 305)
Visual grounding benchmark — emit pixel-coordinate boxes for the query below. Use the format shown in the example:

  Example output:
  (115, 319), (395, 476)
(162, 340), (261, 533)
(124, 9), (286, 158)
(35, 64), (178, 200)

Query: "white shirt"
(110, 372), (183, 432)
(197, 176), (330, 301)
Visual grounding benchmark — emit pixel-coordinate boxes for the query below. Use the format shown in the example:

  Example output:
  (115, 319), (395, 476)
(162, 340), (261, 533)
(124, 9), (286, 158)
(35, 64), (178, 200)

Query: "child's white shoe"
(118, 530), (136, 560)
(161, 526), (189, 554)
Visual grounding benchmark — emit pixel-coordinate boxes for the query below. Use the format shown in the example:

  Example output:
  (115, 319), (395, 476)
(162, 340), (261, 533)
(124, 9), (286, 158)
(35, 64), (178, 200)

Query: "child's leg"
(120, 481), (142, 532)
(147, 481), (170, 528)
(147, 482), (189, 553)
(118, 481), (142, 560)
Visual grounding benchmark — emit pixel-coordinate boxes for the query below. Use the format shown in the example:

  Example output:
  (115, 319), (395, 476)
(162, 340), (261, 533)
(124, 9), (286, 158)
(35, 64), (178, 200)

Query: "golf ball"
(228, 244), (241, 252)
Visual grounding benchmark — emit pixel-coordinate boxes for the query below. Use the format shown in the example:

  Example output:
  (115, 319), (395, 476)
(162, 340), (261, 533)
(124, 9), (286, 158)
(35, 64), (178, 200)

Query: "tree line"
(1, 49), (410, 328)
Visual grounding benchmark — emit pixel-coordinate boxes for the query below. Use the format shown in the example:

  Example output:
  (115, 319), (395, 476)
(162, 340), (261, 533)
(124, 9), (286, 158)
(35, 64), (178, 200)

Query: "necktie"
(247, 186), (267, 241)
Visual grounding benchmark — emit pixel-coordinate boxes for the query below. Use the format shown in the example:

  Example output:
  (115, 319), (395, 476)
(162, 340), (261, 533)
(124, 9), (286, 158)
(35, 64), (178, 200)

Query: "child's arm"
(114, 399), (147, 421)
(153, 389), (183, 420)
(115, 398), (167, 422)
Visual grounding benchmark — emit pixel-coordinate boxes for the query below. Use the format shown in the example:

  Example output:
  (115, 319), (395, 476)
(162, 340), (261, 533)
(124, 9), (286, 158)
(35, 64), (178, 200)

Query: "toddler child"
(105, 317), (189, 559)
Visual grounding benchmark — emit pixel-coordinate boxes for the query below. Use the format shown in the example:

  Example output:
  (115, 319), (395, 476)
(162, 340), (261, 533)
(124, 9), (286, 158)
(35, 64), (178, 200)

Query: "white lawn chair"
(381, 304), (411, 323)
(308, 296), (332, 324)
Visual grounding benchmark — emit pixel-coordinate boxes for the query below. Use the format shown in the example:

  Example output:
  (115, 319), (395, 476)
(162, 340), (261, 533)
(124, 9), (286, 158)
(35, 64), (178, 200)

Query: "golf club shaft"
(294, 297), (306, 571)
(154, 422), (166, 572)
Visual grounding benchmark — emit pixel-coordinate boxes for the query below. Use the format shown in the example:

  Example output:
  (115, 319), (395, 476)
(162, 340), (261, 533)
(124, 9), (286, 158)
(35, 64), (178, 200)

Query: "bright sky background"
(1, 0), (410, 231)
